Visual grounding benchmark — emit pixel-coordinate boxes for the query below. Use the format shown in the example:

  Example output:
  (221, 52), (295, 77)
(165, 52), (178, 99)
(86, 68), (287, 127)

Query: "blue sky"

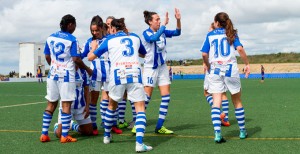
(0, 0), (299, 75)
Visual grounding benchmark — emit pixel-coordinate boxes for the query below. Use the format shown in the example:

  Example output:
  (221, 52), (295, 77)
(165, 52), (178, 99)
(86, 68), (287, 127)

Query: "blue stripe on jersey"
(64, 70), (69, 82)
(53, 74), (59, 81)
(81, 38), (93, 59)
(73, 69), (87, 109)
(79, 92), (85, 107)
(138, 68), (142, 83)
(91, 61), (97, 81)
(153, 44), (158, 69)
(114, 69), (121, 85)
(225, 64), (233, 77)
(127, 74), (133, 83)
(74, 89), (79, 109)
(100, 60), (107, 81)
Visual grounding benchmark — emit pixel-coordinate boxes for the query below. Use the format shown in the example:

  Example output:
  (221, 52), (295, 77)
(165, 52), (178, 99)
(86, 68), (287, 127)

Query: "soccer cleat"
(239, 129), (248, 139)
(53, 123), (58, 136)
(214, 132), (226, 143)
(40, 134), (50, 142)
(220, 112), (226, 119)
(60, 135), (77, 143)
(118, 121), (129, 129)
(136, 142), (153, 152)
(131, 126), (136, 134)
(127, 121), (135, 129)
(220, 112), (230, 127)
(155, 126), (174, 134)
(221, 120), (231, 127)
(103, 135), (112, 144)
(112, 126), (123, 134)
(92, 128), (99, 136)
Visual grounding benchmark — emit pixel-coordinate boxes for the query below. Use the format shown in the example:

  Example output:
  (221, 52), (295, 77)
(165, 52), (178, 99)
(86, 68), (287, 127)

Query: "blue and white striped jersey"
(200, 28), (243, 77)
(93, 31), (146, 85)
(142, 26), (181, 69)
(81, 37), (110, 82)
(72, 68), (89, 109)
(44, 31), (81, 82)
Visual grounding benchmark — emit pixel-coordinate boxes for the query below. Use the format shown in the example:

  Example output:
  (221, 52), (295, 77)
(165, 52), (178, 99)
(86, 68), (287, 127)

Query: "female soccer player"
(54, 66), (93, 137)
(87, 18), (152, 152)
(40, 14), (92, 143)
(141, 8), (181, 134)
(203, 23), (230, 127)
(81, 15), (123, 135)
(201, 12), (250, 143)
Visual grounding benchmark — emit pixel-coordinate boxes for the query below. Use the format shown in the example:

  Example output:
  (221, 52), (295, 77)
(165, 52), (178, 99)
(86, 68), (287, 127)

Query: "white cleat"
(136, 142), (153, 153)
(103, 135), (112, 144)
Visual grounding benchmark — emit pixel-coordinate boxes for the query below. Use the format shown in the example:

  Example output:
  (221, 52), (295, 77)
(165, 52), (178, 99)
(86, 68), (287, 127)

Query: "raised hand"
(164, 12), (169, 26)
(175, 8), (181, 20)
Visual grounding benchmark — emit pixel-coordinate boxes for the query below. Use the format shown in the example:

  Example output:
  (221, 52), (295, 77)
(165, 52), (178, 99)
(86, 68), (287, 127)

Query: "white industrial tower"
(19, 42), (45, 78)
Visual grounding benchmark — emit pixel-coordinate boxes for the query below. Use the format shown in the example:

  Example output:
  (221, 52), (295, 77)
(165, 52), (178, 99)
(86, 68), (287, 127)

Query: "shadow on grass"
(227, 117), (253, 126)
(225, 125), (262, 138)
(166, 123), (199, 132)
(145, 119), (158, 127)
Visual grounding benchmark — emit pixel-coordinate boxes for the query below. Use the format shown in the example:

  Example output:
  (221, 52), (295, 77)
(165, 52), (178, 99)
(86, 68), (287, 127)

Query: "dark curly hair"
(60, 14), (76, 32)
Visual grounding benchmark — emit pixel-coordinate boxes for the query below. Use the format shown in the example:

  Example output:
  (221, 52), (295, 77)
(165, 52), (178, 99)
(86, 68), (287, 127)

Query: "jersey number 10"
(211, 37), (230, 58)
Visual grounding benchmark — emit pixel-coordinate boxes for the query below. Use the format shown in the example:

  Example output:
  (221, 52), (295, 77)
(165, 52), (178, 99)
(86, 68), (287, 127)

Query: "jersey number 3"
(120, 38), (134, 57)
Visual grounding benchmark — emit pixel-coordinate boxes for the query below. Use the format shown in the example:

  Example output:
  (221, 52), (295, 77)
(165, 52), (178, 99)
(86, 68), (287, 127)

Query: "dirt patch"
(171, 63), (300, 74)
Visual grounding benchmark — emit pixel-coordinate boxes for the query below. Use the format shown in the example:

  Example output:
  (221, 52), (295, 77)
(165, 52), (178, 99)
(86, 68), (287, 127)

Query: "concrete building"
(19, 42), (45, 78)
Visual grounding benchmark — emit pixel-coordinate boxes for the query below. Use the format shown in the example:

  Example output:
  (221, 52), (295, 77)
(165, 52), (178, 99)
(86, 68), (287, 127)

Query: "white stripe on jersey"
(200, 28), (242, 77)
(44, 31), (80, 82)
(82, 37), (110, 82)
(72, 68), (89, 109)
(93, 32), (145, 85)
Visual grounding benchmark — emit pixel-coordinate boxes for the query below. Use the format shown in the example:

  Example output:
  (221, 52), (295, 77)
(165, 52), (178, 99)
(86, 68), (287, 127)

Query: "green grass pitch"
(0, 79), (299, 153)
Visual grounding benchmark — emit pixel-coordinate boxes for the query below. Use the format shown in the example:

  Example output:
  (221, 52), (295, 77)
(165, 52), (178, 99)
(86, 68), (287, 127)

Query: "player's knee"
(79, 125), (93, 135)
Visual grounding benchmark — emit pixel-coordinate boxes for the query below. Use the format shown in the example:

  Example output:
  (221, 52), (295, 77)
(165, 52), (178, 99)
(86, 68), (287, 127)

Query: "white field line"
(0, 101), (45, 109)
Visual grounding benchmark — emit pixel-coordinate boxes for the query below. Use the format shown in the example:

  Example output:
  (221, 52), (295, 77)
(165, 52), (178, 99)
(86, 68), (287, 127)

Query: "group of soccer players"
(39, 8), (181, 152)
(39, 8), (250, 152)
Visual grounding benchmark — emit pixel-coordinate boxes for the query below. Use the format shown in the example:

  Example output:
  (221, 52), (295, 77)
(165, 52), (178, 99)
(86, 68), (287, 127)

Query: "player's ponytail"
(143, 10), (157, 25)
(214, 12), (237, 45)
(111, 18), (129, 35)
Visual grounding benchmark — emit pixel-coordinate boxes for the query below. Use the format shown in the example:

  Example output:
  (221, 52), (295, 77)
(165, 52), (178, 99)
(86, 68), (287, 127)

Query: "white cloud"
(0, 0), (300, 74)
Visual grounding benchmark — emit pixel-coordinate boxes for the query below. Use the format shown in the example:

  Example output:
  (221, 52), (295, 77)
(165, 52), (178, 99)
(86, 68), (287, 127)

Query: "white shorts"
(203, 75), (209, 90)
(108, 83), (145, 102)
(143, 64), (171, 87)
(100, 81), (109, 92)
(45, 79), (76, 102)
(58, 106), (92, 125)
(207, 74), (241, 95)
(89, 80), (103, 92)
